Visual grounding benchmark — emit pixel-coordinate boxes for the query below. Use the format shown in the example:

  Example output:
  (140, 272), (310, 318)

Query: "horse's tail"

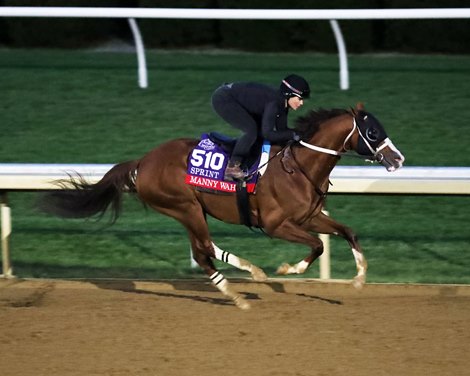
(39, 160), (139, 223)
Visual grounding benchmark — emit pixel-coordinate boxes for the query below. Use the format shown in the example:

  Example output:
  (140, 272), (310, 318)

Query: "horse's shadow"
(90, 280), (343, 307)
(91, 280), (261, 307)
(296, 293), (343, 305)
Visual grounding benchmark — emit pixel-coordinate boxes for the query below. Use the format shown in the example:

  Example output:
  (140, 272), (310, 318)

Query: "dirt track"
(1, 278), (469, 376)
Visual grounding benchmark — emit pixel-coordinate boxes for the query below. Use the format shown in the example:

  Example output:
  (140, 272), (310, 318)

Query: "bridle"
(249, 116), (391, 180)
(298, 118), (389, 162)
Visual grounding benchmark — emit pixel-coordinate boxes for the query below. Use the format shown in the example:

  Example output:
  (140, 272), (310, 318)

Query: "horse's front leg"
(211, 242), (267, 282)
(265, 219), (324, 276)
(305, 211), (367, 288)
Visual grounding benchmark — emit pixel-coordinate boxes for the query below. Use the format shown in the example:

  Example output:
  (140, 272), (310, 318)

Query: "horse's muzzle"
(374, 138), (405, 172)
(379, 147), (405, 172)
(384, 155), (405, 172)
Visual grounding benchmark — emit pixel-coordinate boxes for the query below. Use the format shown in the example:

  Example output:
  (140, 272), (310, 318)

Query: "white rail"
(2, 7), (469, 91)
(1, 164), (469, 279)
(1, 7), (470, 19)
(1, 164), (469, 194)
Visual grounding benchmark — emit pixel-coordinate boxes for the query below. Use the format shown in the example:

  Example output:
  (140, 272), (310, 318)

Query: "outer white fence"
(1, 7), (469, 90)
(2, 7), (470, 20)
(1, 164), (469, 279)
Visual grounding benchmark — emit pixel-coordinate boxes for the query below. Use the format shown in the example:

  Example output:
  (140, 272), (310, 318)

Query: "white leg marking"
(210, 271), (250, 310)
(212, 242), (267, 281)
(351, 248), (367, 289)
(276, 260), (309, 275)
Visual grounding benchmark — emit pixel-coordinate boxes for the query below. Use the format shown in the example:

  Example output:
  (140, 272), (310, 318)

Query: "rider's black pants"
(211, 84), (258, 164)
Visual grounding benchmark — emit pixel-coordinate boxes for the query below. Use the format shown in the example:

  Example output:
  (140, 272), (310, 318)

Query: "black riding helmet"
(280, 74), (310, 99)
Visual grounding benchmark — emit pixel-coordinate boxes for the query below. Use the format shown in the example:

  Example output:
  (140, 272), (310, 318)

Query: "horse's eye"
(366, 127), (378, 142)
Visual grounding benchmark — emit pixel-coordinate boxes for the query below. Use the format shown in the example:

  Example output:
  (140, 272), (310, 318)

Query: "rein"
(299, 118), (378, 162)
(299, 117), (357, 156)
(245, 146), (287, 180)
(288, 144), (329, 216)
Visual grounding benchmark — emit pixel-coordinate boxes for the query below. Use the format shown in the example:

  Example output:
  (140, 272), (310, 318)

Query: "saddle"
(185, 133), (271, 227)
(185, 133), (270, 194)
(208, 132), (265, 171)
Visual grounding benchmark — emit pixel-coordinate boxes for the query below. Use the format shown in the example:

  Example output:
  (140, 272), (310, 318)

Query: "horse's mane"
(294, 108), (350, 140)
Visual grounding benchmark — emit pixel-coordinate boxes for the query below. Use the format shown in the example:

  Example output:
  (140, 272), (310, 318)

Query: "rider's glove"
(292, 133), (301, 142)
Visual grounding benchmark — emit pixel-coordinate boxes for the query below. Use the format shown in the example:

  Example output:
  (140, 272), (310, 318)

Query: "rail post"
(127, 17), (148, 89)
(319, 210), (331, 279)
(329, 20), (349, 90)
(1, 192), (14, 278)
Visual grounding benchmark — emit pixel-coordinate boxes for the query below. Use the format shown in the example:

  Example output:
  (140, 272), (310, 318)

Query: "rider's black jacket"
(224, 82), (296, 143)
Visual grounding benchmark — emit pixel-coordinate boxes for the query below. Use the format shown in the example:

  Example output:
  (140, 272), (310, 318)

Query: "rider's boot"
(224, 161), (246, 181)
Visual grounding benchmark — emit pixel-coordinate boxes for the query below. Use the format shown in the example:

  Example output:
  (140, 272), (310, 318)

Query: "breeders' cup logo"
(198, 138), (215, 150)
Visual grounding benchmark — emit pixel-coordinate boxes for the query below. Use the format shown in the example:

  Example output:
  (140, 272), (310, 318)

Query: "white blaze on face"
(379, 138), (405, 171)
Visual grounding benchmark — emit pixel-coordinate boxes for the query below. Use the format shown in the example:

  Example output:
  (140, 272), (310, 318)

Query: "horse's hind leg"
(187, 234), (250, 310)
(168, 205), (252, 309)
(306, 211), (367, 288)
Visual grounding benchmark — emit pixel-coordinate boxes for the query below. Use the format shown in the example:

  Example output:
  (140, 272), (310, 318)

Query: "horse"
(41, 104), (405, 309)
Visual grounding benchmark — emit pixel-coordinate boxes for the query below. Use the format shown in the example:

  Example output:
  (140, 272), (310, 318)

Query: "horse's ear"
(356, 102), (365, 111)
(350, 102), (365, 116)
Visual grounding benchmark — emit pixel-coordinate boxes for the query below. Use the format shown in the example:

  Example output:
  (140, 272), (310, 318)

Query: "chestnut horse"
(42, 106), (404, 309)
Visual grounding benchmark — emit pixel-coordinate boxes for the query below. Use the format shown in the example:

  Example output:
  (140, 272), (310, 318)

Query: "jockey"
(211, 74), (310, 180)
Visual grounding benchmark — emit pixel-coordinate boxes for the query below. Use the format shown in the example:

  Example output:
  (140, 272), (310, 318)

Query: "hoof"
(352, 275), (366, 289)
(251, 266), (268, 282)
(234, 296), (251, 310)
(276, 263), (292, 275)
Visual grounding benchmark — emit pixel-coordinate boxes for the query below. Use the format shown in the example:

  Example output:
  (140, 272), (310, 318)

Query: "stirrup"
(224, 165), (246, 181)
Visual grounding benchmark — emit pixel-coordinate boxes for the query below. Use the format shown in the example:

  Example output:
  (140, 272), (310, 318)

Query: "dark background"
(1, 0), (469, 53)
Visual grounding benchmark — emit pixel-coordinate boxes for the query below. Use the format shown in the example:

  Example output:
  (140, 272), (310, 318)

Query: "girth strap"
(236, 181), (252, 227)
